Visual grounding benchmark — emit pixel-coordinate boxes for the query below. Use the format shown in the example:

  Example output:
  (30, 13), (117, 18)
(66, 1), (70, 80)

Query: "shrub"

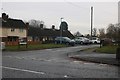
(101, 38), (112, 46)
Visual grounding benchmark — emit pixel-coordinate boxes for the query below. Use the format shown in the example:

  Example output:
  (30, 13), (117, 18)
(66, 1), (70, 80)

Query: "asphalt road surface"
(2, 45), (120, 78)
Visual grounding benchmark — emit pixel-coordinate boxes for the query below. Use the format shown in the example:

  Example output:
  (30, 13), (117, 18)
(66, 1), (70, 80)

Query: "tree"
(60, 21), (68, 30)
(114, 23), (120, 44)
(115, 23), (120, 60)
(92, 28), (97, 37)
(29, 19), (45, 28)
(74, 31), (82, 37)
(106, 24), (116, 39)
(86, 34), (90, 39)
(99, 28), (105, 38)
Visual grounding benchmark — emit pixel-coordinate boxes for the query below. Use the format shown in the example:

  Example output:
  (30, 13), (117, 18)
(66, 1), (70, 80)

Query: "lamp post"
(60, 18), (63, 44)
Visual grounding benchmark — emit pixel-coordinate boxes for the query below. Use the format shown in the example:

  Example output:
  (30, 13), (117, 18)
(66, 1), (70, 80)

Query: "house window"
(11, 28), (15, 32)
(19, 29), (24, 32)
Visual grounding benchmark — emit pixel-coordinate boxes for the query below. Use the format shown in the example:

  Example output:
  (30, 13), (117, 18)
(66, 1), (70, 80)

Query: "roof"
(1, 18), (26, 28)
(28, 27), (74, 39)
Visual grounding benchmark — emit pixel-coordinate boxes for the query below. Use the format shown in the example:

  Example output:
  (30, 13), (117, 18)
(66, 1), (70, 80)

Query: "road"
(2, 45), (119, 78)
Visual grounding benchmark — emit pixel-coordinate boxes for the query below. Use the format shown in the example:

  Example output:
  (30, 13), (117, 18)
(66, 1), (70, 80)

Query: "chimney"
(52, 25), (55, 30)
(26, 22), (29, 29)
(2, 13), (8, 20)
(40, 24), (43, 29)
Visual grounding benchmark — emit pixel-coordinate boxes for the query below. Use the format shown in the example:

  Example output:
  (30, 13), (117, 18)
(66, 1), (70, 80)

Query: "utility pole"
(60, 18), (63, 44)
(91, 6), (93, 39)
(60, 17), (63, 37)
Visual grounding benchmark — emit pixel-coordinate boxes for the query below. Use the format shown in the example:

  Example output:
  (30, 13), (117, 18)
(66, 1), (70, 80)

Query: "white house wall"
(1, 27), (26, 38)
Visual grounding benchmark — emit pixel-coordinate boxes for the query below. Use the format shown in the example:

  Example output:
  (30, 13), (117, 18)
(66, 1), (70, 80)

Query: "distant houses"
(28, 26), (74, 44)
(1, 13), (74, 45)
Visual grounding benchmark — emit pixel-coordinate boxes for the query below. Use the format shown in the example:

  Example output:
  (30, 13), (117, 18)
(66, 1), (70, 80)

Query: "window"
(11, 28), (15, 32)
(19, 29), (24, 32)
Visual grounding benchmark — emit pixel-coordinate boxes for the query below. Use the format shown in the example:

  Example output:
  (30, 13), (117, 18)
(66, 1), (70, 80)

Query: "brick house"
(28, 26), (74, 43)
(0, 13), (74, 45)
(0, 13), (27, 45)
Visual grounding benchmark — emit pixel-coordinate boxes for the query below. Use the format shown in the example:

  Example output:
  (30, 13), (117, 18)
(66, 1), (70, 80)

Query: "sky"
(1, 0), (119, 35)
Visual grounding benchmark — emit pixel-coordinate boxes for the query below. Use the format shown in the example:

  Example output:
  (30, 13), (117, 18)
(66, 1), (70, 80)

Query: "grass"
(4, 43), (67, 51)
(95, 45), (118, 54)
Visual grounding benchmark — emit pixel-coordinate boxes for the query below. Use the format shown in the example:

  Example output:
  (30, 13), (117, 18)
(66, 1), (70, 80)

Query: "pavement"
(68, 50), (120, 66)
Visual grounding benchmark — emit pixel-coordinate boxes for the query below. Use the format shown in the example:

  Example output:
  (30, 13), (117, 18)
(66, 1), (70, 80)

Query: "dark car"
(55, 37), (75, 46)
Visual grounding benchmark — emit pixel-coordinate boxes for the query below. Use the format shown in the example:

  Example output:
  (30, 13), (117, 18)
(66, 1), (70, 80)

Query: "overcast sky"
(1, 1), (119, 35)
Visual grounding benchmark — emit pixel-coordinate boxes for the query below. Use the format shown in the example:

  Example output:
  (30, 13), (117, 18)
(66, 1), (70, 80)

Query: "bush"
(101, 38), (112, 46)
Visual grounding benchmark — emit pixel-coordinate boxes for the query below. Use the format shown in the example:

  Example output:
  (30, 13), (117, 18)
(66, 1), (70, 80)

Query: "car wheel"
(80, 42), (83, 45)
(94, 41), (97, 44)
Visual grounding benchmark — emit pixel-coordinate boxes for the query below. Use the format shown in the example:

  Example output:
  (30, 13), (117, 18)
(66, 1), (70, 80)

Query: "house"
(0, 13), (27, 45)
(28, 26), (74, 43)
(0, 13), (74, 45)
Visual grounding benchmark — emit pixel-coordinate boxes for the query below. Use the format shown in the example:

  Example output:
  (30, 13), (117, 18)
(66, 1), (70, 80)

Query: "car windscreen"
(64, 37), (71, 41)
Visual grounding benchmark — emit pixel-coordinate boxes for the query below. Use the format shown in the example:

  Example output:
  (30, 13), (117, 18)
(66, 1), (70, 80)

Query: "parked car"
(55, 37), (75, 46)
(91, 37), (100, 44)
(19, 39), (27, 45)
(74, 37), (90, 45)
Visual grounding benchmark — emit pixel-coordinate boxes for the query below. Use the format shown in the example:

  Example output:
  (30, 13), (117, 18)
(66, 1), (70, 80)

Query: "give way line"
(1, 66), (45, 75)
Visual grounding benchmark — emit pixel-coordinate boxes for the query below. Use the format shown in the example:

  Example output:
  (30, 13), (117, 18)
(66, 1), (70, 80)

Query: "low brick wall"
(6, 41), (19, 46)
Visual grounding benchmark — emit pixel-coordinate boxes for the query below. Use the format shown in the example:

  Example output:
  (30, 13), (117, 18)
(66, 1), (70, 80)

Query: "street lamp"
(60, 17), (64, 44)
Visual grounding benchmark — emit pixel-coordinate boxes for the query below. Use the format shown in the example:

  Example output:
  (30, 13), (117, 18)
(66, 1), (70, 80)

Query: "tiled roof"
(1, 18), (26, 28)
(28, 27), (74, 39)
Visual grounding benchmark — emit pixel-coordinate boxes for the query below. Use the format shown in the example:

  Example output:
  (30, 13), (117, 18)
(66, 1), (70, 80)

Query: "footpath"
(68, 49), (120, 66)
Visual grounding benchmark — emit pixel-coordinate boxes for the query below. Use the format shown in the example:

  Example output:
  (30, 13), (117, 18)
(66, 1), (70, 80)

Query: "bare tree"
(115, 23), (120, 60)
(106, 24), (116, 39)
(115, 23), (120, 44)
(74, 31), (82, 37)
(99, 28), (105, 38)
(92, 28), (97, 37)
(29, 19), (45, 28)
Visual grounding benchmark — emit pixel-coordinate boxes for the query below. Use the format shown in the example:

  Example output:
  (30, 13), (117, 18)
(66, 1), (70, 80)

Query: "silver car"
(74, 37), (90, 45)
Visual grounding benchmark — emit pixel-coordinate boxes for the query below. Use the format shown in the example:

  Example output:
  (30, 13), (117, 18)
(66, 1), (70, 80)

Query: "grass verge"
(95, 45), (118, 54)
(4, 43), (67, 51)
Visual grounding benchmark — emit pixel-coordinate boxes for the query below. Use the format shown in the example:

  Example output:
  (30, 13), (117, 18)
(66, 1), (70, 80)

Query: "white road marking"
(1, 66), (45, 75)
(73, 61), (82, 63)
(15, 56), (21, 59)
(99, 64), (108, 66)
(31, 58), (37, 60)
(83, 62), (96, 65)
(64, 75), (68, 78)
